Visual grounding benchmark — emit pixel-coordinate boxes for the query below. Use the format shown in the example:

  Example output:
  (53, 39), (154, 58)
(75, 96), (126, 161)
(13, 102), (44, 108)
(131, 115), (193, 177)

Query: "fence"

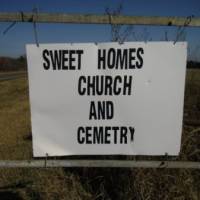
(0, 12), (200, 168)
(0, 13), (200, 27)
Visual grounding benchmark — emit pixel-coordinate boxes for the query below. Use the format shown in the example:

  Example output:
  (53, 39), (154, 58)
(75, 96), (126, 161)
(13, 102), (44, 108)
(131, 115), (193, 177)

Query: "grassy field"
(0, 70), (199, 200)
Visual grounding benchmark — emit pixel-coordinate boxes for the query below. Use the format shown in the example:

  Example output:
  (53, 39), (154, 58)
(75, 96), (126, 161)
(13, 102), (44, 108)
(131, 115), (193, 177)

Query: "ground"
(0, 70), (199, 200)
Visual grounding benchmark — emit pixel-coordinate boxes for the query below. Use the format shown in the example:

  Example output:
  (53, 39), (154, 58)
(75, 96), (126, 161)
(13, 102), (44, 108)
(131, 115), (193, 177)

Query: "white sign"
(26, 42), (187, 157)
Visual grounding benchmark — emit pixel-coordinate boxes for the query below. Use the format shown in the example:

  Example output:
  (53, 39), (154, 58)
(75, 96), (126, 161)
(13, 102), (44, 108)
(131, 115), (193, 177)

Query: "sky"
(0, 0), (200, 61)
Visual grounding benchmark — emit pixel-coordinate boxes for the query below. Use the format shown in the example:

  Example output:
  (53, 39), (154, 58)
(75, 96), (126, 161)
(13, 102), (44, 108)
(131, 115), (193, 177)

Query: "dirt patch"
(0, 191), (23, 200)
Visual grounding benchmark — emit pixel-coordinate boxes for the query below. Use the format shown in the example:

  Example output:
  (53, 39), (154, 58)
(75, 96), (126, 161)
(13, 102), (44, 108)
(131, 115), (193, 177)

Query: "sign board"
(26, 42), (187, 157)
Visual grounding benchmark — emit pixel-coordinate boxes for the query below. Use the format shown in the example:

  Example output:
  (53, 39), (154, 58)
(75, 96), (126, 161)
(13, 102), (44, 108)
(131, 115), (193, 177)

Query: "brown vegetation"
(0, 56), (26, 72)
(0, 69), (199, 199)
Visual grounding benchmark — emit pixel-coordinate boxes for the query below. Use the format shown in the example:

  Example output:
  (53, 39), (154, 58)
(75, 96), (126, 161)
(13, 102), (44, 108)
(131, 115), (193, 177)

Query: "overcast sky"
(0, 0), (200, 61)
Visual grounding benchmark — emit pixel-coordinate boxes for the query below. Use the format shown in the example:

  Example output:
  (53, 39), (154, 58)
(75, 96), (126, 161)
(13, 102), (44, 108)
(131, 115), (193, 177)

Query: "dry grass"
(0, 70), (199, 200)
